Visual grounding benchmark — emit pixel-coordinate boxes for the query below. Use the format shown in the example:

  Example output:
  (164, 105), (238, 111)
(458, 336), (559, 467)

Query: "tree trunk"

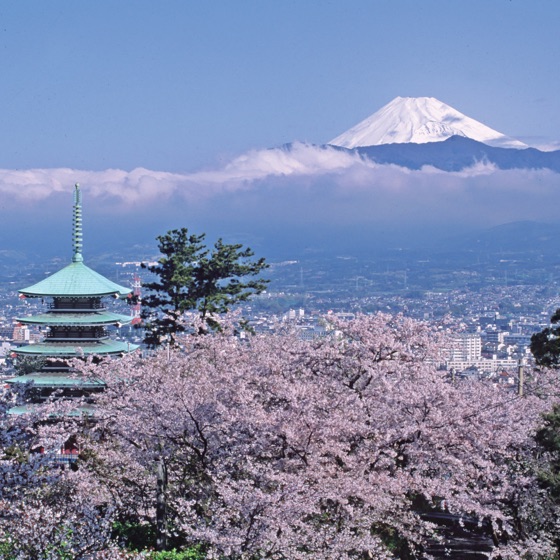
(156, 456), (168, 551)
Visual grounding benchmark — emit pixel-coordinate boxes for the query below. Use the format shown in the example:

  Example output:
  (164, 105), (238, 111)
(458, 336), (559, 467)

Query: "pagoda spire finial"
(72, 183), (83, 263)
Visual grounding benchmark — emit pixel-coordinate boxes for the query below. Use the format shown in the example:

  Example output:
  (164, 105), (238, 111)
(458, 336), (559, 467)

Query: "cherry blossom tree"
(71, 313), (560, 558)
(3, 312), (560, 557)
(0, 386), (124, 559)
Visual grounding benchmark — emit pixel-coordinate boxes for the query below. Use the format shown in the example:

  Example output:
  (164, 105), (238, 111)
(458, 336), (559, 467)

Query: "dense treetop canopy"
(3, 313), (560, 557)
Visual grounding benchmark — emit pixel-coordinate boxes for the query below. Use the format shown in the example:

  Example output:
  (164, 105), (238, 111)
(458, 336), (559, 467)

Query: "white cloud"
(1, 143), (559, 232)
(517, 136), (560, 152)
(0, 143), (370, 205)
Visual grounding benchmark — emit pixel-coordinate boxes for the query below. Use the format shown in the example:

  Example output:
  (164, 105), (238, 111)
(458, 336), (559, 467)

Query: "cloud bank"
(0, 144), (371, 206)
(2, 143), (560, 256)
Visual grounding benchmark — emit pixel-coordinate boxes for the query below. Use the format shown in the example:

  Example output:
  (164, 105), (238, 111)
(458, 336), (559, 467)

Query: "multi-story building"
(446, 332), (518, 375)
(449, 332), (482, 362)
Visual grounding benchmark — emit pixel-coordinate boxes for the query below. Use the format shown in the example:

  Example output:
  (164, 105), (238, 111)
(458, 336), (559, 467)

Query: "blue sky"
(2, 1), (559, 171)
(1, 1), (560, 258)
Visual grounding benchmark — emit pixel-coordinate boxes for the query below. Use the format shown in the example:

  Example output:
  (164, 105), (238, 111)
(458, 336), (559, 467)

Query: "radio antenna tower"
(131, 272), (142, 325)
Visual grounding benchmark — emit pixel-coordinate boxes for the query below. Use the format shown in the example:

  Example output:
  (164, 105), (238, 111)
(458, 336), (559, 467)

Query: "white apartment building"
(449, 332), (482, 361)
(446, 332), (518, 374)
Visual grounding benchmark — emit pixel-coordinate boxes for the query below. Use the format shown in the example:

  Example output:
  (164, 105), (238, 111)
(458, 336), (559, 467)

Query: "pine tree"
(140, 228), (268, 346)
(531, 308), (560, 367)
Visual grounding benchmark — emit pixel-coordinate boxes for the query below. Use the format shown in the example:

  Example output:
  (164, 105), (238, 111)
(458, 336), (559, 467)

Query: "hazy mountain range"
(341, 136), (560, 172)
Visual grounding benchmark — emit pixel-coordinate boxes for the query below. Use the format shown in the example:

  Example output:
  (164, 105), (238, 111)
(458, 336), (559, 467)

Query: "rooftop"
(6, 371), (105, 389)
(17, 310), (133, 326)
(14, 339), (138, 357)
(19, 261), (132, 298)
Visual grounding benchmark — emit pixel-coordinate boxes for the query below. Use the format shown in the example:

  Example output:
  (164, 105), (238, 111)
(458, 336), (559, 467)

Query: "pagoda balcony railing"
(45, 338), (108, 343)
(46, 332), (108, 341)
(35, 449), (79, 467)
(47, 303), (107, 312)
(52, 451), (79, 466)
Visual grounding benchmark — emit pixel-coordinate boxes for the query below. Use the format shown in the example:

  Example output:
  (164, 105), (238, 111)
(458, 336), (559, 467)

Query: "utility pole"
(517, 358), (525, 397)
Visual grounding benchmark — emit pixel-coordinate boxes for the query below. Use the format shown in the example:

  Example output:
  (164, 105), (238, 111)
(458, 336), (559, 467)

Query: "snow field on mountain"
(329, 96), (528, 150)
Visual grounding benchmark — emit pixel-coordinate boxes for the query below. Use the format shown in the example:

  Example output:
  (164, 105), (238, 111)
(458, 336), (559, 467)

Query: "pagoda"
(8, 183), (138, 408)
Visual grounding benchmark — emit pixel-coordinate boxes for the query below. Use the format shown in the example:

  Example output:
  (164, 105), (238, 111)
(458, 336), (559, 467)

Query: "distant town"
(2, 241), (559, 387)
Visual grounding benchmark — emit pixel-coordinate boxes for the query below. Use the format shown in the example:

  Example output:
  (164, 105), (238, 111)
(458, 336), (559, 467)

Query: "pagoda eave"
(16, 311), (133, 326)
(14, 341), (139, 357)
(7, 403), (97, 416)
(19, 261), (132, 299)
(20, 289), (131, 298)
(6, 372), (104, 389)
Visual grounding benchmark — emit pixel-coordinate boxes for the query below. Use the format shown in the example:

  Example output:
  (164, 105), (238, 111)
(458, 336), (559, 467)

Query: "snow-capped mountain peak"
(329, 96), (528, 150)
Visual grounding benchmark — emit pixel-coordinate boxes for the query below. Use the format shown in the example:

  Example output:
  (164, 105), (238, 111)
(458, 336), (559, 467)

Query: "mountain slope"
(343, 136), (560, 172)
(330, 97), (527, 150)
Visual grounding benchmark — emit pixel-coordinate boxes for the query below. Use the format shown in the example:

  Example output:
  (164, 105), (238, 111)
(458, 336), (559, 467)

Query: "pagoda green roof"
(19, 261), (132, 298)
(8, 403), (96, 416)
(6, 371), (104, 389)
(14, 340), (139, 357)
(17, 311), (133, 326)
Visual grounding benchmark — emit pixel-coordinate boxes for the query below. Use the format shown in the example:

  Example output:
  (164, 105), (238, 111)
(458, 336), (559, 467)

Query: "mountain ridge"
(281, 135), (560, 173)
(351, 135), (560, 172)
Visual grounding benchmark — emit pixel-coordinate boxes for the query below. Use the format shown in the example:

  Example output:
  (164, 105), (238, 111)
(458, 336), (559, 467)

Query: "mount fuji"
(321, 96), (560, 172)
(329, 96), (528, 150)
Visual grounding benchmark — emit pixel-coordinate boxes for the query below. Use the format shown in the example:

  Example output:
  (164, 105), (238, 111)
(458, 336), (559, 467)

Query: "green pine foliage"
(140, 228), (268, 346)
(531, 308), (560, 367)
(536, 404), (560, 498)
(13, 355), (46, 376)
